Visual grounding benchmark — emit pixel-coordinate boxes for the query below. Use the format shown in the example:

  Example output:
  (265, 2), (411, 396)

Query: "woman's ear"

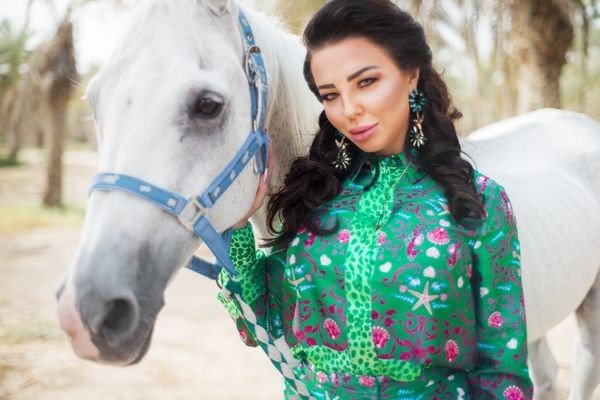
(409, 68), (420, 90)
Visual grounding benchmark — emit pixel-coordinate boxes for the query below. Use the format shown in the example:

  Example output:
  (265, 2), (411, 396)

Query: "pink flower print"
(447, 242), (461, 268)
(466, 264), (473, 279)
(444, 339), (459, 363)
(303, 231), (316, 248)
(377, 232), (387, 246)
(294, 329), (306, 341)
(359, 376), (376, 387)
(407, 243), (418, 260)
(501, 190), (514, 223)
(372, 326), (390, 349)
(323, 318), (341, 340)
(477, 176), (489, 192)
(488, 311), (504, 328)
(399, 285), (408, 293)
(316, 371), (328, 384)
(330, 372), (340, 387)
(440, 293), (448, 302)
(338, 229), (351, 244)
(306, 338), (317, 346)
(406, 229), (423, 260)
(503, 385), (525, 400)
(428, 227), (450, 245)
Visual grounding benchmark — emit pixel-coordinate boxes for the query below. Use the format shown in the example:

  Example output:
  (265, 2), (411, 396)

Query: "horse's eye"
(189, 95), (223, 119)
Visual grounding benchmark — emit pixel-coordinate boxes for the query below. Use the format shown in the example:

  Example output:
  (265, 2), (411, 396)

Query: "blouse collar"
(349, 149), (426, 187)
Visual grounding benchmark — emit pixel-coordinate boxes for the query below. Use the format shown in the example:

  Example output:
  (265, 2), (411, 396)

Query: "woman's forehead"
(311, 37), (396, 81)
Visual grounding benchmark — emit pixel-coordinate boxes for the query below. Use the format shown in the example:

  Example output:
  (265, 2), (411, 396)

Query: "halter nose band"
(88, 10), (269, 279)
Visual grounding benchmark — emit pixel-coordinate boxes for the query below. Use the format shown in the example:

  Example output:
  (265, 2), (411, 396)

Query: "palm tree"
(510, 0), (575, 112)
(32, 14), (78, 207)
(0, 4), (34, 162)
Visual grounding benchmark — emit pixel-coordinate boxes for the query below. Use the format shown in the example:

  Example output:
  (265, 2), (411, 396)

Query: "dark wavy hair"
(264, 0), (484, 248)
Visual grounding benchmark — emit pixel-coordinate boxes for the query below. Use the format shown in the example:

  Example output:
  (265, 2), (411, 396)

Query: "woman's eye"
(189, 95), (224, 119)
(358, 78), (376, 87)
(321, 93), (338, 102)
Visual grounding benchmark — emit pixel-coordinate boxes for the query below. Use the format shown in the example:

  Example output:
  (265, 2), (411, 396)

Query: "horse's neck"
(242, 7), (321, 240)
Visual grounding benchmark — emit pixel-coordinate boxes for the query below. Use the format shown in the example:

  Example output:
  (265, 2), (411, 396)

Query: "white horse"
(55, 1), (600, 399)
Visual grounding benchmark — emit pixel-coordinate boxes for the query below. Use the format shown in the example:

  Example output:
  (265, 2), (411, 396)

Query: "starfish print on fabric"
(408, 281), (439, 315)
(325, 391), (340, 400)
(288, 277), (305, 296)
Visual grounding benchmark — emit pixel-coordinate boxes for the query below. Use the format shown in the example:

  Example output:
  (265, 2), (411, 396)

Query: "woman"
(218, 0), (533, 398)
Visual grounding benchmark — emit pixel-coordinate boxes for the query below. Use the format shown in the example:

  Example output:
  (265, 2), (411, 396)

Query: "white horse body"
(463, 110), (600, 399)
(464, 109), (600, 341)
(56, 1), (600, 398)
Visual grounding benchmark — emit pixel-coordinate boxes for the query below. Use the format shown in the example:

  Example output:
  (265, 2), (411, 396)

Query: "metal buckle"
(178, 197), (208, 231)
(244, 45), (261, 84)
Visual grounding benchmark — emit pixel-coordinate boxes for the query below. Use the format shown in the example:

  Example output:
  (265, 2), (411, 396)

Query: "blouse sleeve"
(216, 224), (288, 347)
(468, 182), (534, 399)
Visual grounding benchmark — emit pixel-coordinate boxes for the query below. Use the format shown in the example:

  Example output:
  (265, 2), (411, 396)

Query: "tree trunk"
(35, 17), (78, 207)
(494, 0), (516, 119)
(511, 0), (574, 113)
(3, 86), (22, 162)
(42, 101), (64, 206)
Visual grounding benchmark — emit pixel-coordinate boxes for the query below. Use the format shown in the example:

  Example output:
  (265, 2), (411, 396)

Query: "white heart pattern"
(507, 338), (518, 349)
(480, 287), (489, 297)
(320, 255), (331, 266)
(426, 247), (440, 258)
(379, 262), (392, 273)
(423, 266), (436, 278)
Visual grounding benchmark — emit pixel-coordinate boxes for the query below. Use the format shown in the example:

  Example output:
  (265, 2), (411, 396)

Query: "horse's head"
(56, 0), (275, 365)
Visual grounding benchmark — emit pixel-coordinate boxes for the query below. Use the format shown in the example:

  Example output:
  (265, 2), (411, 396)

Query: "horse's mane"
(241, 6), (320, 155)
(109, 1), (205, 69)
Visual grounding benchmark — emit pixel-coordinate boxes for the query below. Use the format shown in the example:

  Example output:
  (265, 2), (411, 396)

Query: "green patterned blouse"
(218, 151), (533, 400)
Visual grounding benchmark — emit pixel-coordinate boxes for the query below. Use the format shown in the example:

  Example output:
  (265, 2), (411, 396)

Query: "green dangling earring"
(332, 131), (351, 171)
(408, 88), (428, 149)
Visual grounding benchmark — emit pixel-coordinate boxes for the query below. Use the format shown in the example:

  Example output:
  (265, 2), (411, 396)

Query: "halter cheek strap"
(88, 10), (269, 279)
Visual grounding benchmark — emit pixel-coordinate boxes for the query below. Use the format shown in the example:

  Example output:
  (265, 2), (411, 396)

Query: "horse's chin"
(92, 324), (155, 366)
(126, 326), (154, 365)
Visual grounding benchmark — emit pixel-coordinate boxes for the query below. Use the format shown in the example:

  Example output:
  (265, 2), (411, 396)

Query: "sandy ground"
(0, 149), (598, 399)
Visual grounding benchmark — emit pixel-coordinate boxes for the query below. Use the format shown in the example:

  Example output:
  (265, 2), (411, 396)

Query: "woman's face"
(311, 36), (419, 156)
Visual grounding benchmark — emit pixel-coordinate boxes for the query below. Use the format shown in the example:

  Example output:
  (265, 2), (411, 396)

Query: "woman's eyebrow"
(317, 66), (380, 90)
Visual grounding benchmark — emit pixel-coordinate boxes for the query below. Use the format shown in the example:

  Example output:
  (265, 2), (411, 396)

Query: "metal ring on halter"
(244, 45), (261, 84)
(177, 197), (209, 231)
(253, 88), (263, 131)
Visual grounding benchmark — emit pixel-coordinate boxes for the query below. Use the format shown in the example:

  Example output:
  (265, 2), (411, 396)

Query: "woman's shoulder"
(472, 169), (517, 233)
(472, 169), (512, 203)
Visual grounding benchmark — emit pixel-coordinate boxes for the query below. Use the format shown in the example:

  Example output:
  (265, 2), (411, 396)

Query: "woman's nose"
(342, 94), (361, 119)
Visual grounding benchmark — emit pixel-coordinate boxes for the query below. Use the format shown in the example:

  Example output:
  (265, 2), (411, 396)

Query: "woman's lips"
(349, 123), (378, 142)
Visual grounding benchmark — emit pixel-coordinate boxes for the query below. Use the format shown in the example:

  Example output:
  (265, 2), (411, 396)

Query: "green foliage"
(0, 18), (30, 94)
(0, 156), (21, 167)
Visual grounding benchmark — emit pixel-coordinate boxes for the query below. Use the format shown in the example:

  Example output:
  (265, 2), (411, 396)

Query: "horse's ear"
(205, 0), (232, 16)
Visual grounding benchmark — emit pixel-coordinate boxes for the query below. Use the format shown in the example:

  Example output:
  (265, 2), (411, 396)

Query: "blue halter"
(89, 10), (269, 280)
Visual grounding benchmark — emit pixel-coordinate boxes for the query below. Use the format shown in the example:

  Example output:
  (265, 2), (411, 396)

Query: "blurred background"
(0, 0), (598, 399)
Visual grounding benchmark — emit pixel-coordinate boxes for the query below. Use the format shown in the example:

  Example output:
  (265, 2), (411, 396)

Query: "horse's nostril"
(100, 298), (138, 343)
